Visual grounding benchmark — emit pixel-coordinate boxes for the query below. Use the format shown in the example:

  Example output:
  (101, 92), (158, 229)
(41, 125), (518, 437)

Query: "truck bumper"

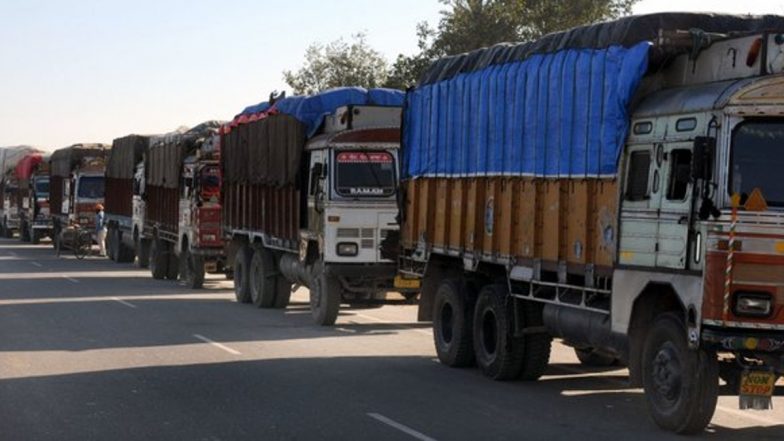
(326, 263), (397, 279)
(702, 326), (784, 373)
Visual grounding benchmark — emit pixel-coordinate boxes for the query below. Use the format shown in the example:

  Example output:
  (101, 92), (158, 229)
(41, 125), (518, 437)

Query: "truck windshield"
(77, 176), (105, 199)
(200, 167), (220, 198)
(335, 151), (395, 198)
(731, 120), (784, 207)
(34, 178), (49, 198)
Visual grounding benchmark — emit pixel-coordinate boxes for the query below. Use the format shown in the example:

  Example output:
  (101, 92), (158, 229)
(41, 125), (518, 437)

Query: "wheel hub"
(652, 343), (682, 403)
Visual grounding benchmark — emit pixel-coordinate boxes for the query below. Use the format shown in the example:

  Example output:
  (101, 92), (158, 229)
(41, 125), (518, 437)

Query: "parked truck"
(398, 13), (784, 434)
(49, 144), (110, 250)
(105, 135), (155, 265)
(222, 88), (417, 326)
(0, 146), (39, 238)
(16, 152), (51, 244)
(140, 123), (226, 288)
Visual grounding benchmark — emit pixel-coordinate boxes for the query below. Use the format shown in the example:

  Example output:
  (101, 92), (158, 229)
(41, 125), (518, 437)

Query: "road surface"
(0, 238), (781, 440)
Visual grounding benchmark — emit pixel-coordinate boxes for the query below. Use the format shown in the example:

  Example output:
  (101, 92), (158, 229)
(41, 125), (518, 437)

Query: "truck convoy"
(397, 13), (784, 434)
(15, 152), (51, 244)
(0, 146), (39, 238)
(137, 123), (226, 288)
(221, 88), (415, 326)
(49, 144), (110, 250)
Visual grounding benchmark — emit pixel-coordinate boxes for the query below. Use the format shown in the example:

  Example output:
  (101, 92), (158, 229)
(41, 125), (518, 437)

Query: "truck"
(105, 135), (155, 265)
(0, 146), (39, 238)
(140, 123), (226, 288)
(398, 13), (784, 434)
(222, 87), (417, 326)
(49, 144), (110, 250)
(15, 152), (52, 244)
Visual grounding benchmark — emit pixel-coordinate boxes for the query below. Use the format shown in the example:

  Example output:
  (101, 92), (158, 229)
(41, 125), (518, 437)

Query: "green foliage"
(386, 0), (638, 88)
(283, 33), (389, 95)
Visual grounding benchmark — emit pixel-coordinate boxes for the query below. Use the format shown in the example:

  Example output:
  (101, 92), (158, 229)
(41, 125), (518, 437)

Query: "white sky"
(3, 0), (784, 149)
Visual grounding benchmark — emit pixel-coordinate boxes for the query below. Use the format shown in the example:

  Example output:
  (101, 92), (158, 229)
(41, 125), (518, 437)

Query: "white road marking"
(193, 334), (242, 355)
(354, 313), (432, 336)
(716, 405), (781, 426)
(111, 297), (137, 309)
(62, 275), (79, 283)
(30, 261), (42, 268)
(367, 413), (437, 441)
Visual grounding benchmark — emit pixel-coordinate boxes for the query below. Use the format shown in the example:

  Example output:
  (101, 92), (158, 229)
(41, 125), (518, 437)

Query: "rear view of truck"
(222, 87), (413, 326)
(105, 135), (154, 265)
(142, 122), (226, 288)
(49, 144), (110, 250)
(15, 152), (51, 244)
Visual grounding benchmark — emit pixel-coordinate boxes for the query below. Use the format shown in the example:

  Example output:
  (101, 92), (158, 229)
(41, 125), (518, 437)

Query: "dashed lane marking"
(111, 297), (138, 309)
(367, 413), (437, 441)
(193, 334), (242, 355)
(62, 276), (79, 284)
(30, 261), (42, 268)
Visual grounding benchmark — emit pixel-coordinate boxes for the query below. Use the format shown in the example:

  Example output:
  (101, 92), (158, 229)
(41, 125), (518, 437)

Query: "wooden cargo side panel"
(541, 181), (561, 263)
(566, 181), (590, 265)
(448, 180), (466, 251)
(513, 179), (537, 260)
(593, 179), (619, 269)
(433, 179), (450, 249)
(497, 179), (514, 258)
(465, 179), (486, 254)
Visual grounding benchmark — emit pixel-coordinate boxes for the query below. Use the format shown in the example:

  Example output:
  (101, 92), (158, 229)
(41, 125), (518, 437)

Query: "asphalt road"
(0, 238), (782, 441)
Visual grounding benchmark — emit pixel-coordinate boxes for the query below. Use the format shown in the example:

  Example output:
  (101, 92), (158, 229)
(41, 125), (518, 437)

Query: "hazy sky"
(2, 0), (784, 150)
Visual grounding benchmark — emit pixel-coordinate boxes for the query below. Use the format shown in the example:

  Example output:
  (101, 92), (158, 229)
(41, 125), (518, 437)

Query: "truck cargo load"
(106, 135), (150, 218)
(401, 12), (784, 435)
(1, 146), (40, 237)
(14, 152), (51, 243)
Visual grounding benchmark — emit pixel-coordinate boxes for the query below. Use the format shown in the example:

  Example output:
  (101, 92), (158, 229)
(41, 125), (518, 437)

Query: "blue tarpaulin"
(237, 87), (404, 138)
(403, 42), (650, 179)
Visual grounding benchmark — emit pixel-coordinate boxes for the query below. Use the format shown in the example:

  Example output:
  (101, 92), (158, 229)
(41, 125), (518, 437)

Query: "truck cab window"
(625, 150), (651, 201)
(334, 151), (395, 198)
(666, 149), (692, 201)
(731, 120), (784, 206)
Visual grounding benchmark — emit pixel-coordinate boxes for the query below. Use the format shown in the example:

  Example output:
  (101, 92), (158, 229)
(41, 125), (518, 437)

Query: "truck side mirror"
(309, 163), (324, 195)
(692, 136), (716, 181)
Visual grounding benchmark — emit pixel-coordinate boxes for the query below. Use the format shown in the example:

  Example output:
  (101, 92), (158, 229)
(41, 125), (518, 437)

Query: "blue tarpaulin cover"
(237, 87), (404, 138)
(403, 42), (650, 179)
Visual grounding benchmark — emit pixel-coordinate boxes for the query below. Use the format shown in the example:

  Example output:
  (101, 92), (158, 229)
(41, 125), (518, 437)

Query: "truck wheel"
(180, 249), (205, 289)
(433, 278), (475, 367)
(136, 238), (150, 268)
(642, 313), (718, 434)
(273, 278), (292, 309)
(473, 284), (525, 380)
(249, 246), (277, 308)
(309, 262), (341, 326)
(20, 222), (31, 242)
(575, 347), (618, 367)
(107, 228), (119, 262)
(233, 246), (253, 304)
(166, 250), (179, 280)
(149, 238), (169, 280)
(517, 300), (552, 381)
(118, 241), (135, 263)
(29, 227), (40, 245)
(52, 226), (60, 250)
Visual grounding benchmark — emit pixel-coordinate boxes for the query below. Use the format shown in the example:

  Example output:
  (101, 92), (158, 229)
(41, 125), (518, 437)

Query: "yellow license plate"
(394, 276), (421, 290)
(740, 371), (777, 397)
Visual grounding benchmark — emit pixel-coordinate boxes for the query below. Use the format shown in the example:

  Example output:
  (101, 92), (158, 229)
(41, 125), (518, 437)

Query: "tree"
(386, 0), (638, 88)
(283, 33), (389, 95)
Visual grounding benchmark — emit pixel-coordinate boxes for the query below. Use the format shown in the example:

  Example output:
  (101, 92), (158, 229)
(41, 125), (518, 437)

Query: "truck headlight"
(337, 242), (358, 257)
(734, 292), (773, 318)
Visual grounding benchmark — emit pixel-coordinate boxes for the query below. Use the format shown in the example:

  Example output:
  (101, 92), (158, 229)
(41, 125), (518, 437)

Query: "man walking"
(95, 204), (107, 257)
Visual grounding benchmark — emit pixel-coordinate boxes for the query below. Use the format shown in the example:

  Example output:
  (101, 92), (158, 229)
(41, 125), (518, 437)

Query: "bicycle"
(73, 227), (93, 260)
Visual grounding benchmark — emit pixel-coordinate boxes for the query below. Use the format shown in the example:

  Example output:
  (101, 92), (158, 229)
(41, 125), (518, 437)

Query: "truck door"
(307, 151), (326, 233)
(654, 142), (694, 269)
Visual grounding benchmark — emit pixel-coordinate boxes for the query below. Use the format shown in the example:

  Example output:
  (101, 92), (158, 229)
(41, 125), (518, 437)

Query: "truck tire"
(473, 284), (525, 380)
(29, 226), (41, 245)
(107, 228), (118, 262)
(20, 222), (31, 242)
(309, 262), (341, 326)
(180, 249), (205, 289)
(642, 312), (718, 435)
(273, 277), (292, 309)
(233, 246), (253, 304)
(433, 278), (475, 367)
(166, 251), (179, 280)
(575, 347), (618, 367)
(249, 246), (277, 308)
(136, 237), (150, 268)
(517, 300), (552, 381)
(118, 241), (135, 263)
(149, 238), (169, 280)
